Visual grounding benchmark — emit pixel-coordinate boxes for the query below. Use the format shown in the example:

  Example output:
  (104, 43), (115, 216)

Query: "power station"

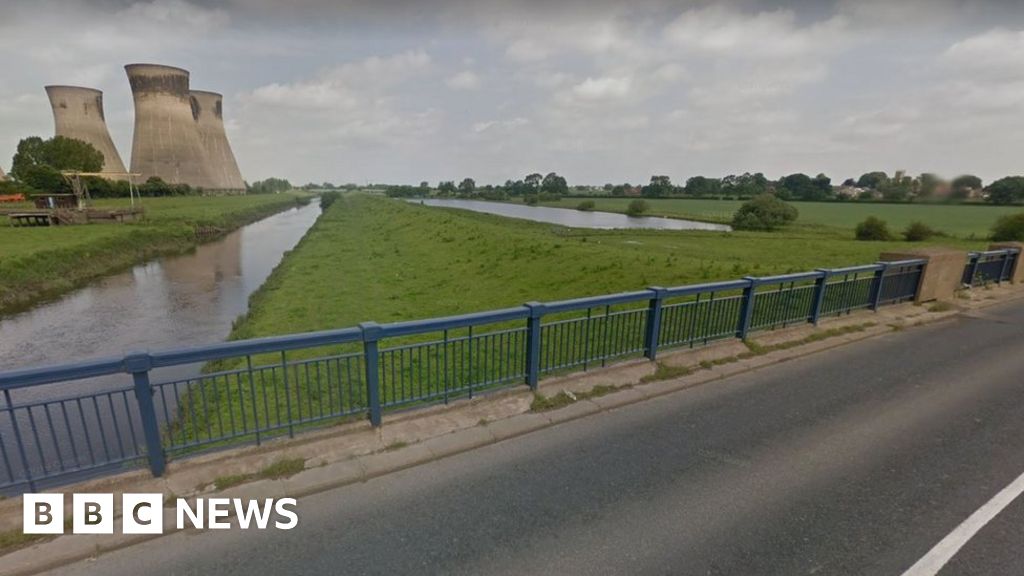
(35, 64), (245, 192)
(190, 90), (246, 191)
(45, 85), (129, 177)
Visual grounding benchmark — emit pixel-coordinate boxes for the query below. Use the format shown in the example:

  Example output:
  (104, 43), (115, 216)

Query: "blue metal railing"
(963, 249), (1020, 287)
(0, 257), (933, 493)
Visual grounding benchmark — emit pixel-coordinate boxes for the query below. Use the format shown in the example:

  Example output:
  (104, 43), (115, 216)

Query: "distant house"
(624, 186), (643, 197)
(835, 185), (864, 199)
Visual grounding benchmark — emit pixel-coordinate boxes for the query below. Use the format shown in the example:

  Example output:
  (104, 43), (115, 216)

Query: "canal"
(411, 198), (731, 231)
(0, 200), (321, 491)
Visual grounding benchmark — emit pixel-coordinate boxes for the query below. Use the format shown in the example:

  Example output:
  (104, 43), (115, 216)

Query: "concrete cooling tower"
(190, 90), (245, 192)
(125, 64), (218, 190)
(0, 165), (7, 181)
(44, 85), (128, 177)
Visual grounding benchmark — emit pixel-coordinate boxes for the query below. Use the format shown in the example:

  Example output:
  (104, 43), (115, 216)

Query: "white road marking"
(901, 468), (1024, 576)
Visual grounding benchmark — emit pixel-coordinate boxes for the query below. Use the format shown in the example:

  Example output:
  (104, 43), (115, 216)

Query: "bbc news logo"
(24, 494), (298, 534)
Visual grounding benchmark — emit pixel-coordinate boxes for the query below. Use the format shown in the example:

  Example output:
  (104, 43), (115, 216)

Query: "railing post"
(124, 353), (165, 478)
(736, 277), (758, 339)
(810, 270), (830, 325)
(998, 250), (1011, 284)
(524, 302), (545, 390)
(966, 252), (980, 287)
(869, 263), (889, 310)
(359, 322), (383, 427)
(643, 287), (667, 361)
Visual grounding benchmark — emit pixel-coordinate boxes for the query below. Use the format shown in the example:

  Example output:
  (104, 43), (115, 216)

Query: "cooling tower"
(125, 64), (218, 190)
(0, 165), (7, 181)
(190, 90), (245, 192)
(44, 85), (128, 177)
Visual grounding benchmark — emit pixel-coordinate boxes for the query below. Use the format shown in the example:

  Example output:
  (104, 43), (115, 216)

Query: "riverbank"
(170, 192), (988, 448)
(506, 197), (1020, 238)
(228, 194), (985, 341)
(0, 193), (310, 317)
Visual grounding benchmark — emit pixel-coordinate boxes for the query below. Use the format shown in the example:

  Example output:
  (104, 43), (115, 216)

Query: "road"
(46, 301), (1024, 575)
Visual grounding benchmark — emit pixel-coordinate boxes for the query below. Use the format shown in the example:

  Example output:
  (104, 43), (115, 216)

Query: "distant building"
(45, 85), (128, 179)
(835, 185), (864, 199)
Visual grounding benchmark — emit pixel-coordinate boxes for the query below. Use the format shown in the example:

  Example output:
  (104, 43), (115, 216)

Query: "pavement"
(20, 296), (1024, 576)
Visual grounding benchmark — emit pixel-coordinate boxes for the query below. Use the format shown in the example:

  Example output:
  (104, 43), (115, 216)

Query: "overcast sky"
(2, 0), (1023, 185)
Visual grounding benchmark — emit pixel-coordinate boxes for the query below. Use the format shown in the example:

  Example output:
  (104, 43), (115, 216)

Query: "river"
(0, 199), (321, 491)
(411, 198), (731, 231)
(1, 198), (320, 387)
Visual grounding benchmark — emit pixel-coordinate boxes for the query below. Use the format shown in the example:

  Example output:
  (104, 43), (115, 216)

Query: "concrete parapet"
(989, 242), (1024, 284)
(879, 247), (968, 303)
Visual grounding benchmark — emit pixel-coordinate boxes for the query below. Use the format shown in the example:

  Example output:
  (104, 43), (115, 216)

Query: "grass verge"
(211, 457), (307, 491)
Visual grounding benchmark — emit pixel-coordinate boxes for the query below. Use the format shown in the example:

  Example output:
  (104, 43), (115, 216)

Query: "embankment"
(0, 194), (309, 317)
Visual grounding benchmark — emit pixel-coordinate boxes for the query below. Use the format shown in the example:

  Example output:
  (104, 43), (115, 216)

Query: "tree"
(991, 213), (1024, 241)
(683, 176), (721, 197)
(985, 177), (1024, 205)
(951, 174), (983, 195)
(722, 172), (771, 198)
(248, 177), (292, 194)
(813, 173), (832, 198)
(642, 175), (673, 198)
(776, 173), (830, 201)
(731, 194), (799, 231)
(10, 135), (104, 192)
(626, 199), (649, 216)
(878, 172), (913, 201)
(524, 173), (542, 191)
(540, 172), (568, 195)
(854, 216), (892, 241)
(903, 221), (937, 241)
(458, 177), (476, 195)
(916, 173), (943, 199)
(576, 200), (596, 211)
(437, 180), (457, 196)
(856, 171), (889, 190)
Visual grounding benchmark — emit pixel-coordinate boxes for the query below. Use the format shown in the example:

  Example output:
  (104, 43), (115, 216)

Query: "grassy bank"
(519, 197), (1020, 238)
(170, 193), (989, 445)
(0, 193), (309, 316)
(230, 194), (984, 339)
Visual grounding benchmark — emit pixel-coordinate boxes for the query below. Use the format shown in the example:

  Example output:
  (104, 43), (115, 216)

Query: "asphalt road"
(45, 301), (1024, 576)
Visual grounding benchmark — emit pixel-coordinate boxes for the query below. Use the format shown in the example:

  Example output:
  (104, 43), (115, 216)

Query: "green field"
(528, 197), (1021, 238)
(0, 193), (309, 316)
(229, 194), (985, 339)
(174, 193), (997, 444)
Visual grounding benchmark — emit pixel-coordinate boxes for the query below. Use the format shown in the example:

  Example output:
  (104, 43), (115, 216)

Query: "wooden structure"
(4, 172), (144, 227)
(33, 194), (77, 209)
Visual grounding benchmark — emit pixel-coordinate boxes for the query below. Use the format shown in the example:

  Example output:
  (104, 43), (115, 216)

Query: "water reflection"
(0, 199), (320, 380)
(411, 198), (731, 231)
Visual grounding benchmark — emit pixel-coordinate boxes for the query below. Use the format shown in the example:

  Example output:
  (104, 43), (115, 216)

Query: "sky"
(1, 0), (1023, 186)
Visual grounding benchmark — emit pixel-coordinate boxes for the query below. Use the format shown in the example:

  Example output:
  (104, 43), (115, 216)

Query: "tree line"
(1, 135), (298, 197)
(386, 171), (1024, 206)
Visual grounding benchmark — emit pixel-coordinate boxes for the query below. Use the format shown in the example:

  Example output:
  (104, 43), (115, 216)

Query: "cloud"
(446, 70), (481, 91)
(570, 76), (632, 101)
(941, 28), (1024, 81)
(247, 50), (431, 110)
(472, 117), (529, 133)
(664, 6), (848, 60)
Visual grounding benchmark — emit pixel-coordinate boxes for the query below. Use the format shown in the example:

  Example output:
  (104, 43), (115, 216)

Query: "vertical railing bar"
(4, 390), (35, 491)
